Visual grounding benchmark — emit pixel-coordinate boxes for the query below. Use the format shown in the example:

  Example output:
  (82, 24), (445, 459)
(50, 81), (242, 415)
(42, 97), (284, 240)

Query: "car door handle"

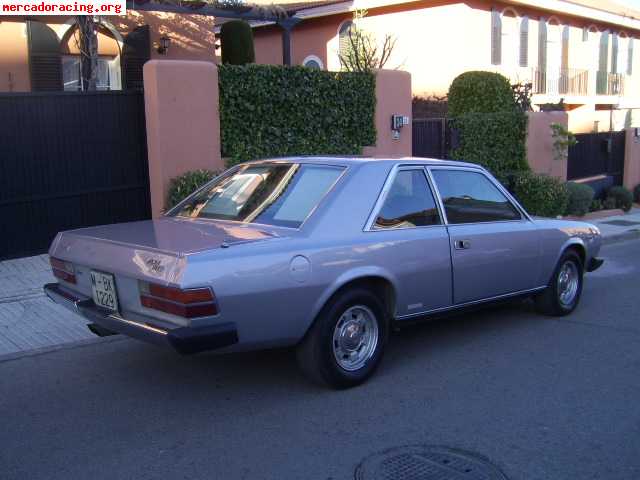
(454, 239), (471, 250)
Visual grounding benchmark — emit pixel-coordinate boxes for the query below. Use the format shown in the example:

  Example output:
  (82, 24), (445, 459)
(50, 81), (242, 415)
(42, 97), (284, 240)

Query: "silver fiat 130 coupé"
(45, 157), (603, 388)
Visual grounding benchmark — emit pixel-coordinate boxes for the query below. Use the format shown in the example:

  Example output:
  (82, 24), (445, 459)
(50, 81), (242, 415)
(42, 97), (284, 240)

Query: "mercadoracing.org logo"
(1, 0), (125, 15)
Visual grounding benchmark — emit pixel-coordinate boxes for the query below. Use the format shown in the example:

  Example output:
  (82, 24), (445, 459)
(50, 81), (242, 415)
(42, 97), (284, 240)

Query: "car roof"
(245, 156), (485, 170)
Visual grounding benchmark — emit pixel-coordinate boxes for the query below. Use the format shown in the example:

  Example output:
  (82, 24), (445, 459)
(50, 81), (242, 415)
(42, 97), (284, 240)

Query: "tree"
(338, 9), (397, 73)
(75, 16), (98, 91)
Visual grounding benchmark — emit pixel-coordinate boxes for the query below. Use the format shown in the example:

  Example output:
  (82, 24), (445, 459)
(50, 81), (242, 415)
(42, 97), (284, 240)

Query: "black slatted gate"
(412, 118), (448, 159)
(0, 91), (151, 259)
(567, 131), (625, 185)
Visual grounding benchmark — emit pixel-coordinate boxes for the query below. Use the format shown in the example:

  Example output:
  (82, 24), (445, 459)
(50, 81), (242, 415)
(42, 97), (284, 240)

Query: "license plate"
(90, 271), (119, 313)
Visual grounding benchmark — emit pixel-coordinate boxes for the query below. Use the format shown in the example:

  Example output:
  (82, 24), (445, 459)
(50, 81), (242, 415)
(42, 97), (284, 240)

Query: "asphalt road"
(2, 240), (640, 480)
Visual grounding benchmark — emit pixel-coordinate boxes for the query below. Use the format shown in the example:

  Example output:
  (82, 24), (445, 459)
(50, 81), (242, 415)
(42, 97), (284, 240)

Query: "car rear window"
(171, 163), (344, 228)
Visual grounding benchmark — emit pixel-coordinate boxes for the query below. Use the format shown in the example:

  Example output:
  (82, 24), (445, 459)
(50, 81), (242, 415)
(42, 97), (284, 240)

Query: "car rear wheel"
(296, 288), (389, 389)
(535, 250), (584, 316)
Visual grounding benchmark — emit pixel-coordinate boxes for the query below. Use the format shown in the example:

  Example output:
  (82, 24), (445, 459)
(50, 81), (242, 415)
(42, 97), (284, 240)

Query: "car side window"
(373, 169), (442, 229)
(431, 169), (521, 224)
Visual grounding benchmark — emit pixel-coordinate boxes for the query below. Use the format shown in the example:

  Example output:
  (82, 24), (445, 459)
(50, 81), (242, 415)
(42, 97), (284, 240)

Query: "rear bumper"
(43, 283), (238, 355)
(587, 257), (604, 272)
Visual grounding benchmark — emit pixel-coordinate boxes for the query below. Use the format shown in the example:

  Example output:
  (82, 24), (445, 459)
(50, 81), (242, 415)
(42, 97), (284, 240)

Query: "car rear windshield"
(170, 163), (344, 228)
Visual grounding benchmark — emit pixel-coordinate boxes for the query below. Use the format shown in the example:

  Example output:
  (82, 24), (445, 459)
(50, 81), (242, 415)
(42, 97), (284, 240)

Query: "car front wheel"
(296, 288), (389, 389)
(535, 250), (584, 316)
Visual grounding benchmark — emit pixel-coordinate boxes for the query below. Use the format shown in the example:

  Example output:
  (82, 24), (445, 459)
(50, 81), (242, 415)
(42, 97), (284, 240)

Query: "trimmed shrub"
(590, 199), (603, 212)
(606, 186), (633, 212)
(219, 65), (376, 165)
(603, 197), (617, 210)
(634, 184), (640, 203)
(220, 20), (256, 65)
(565, 182), (595, 217)
(448, 71), (516, 117)
(166, 169), (219, 210)
(509, 171), (569, 218)
(448, 71), (528, 179)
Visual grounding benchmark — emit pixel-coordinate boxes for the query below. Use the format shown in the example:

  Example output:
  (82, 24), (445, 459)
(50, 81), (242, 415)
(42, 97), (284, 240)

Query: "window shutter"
(561, 26), (569, 70)
(538, 18), (547, 72)
(519, 16), (529, 67)
(491, 8), (502, 65)
(27, 21), (62, 91)
(338, 21), (353, 60)
(628, 38), (634, 75)
(121, 25), (150, 90)
(611, 33), (618, 73)
(582, 27), (588, 42)
(598, 31), (609, 72)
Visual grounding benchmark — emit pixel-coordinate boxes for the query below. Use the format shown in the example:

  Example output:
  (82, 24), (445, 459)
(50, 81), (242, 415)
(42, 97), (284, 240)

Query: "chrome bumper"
(43, 283), (238, 354)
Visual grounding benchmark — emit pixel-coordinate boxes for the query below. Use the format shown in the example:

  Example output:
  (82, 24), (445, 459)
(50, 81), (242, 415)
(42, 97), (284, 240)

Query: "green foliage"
(606, 186), (633, 212)
(448, 71), (528, 179)
(448, 71), (516, 117)
(166, 169), (219, 210)
(220, 20), (255, 65)
(449, 111), (529, 178)
(218, 64), (376, 165)
(633, 184), (640, 203)
(509, 171), (569, 218)
(603, 196), (617, 210)
(550, 123), (577, 162)
(590, 199), (603, 212)
(565, 182), (595, 217)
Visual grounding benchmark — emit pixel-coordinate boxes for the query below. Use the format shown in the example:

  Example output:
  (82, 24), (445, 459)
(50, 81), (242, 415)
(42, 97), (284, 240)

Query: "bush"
(448, 71), (516, 117)
(565, 182), (595, 217)
(590, 199), (603, 212)
(603, 197), (617, 210)
(634, 184), (640, 203)
(219, 65), (376, 165)
(166, 169), (219, 210)
(606, 186), (633, 212)
(509, 171), (569, 217)
(448, 71), (528, 179)
(220, 20), (256, 65)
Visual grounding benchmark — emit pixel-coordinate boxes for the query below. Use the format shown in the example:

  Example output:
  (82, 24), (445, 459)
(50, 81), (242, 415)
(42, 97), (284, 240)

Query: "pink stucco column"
(143, 60), (223, 218)
(624, 128), (640, 191)
(526, 111), (569, 180)
(363, 69), (412, 158)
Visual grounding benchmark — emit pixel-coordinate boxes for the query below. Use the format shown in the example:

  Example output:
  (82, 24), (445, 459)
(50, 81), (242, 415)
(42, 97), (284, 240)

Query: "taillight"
(139, 282), (218, 318)
(50, 257), (76, 284)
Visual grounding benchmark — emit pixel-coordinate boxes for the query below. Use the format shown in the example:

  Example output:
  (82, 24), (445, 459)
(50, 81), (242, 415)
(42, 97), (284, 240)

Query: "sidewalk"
(1, 208), (639, 358)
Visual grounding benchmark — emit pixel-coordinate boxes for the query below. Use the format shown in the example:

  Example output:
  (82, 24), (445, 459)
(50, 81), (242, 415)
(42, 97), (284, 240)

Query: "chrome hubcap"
(558, 261), (579, 307)
(332, 305), (379, 372)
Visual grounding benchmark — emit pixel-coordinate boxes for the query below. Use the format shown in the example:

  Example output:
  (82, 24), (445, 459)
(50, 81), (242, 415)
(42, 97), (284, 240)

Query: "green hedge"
(218, 65), (376, 165)
(448, 71), (516, 117)
(509, 171), (569, 218)
(450, 111), (529, 179)
(166, 169), (219, 210)
(565, 182), (595, 217)
(448, 71), (528, 179)
(607, 186), (633, 212)
(220, 20), (255, 65)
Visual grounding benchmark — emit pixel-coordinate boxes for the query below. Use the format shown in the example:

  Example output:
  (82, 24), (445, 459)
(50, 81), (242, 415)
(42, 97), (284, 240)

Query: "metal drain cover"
(601, 220), (640, 227)
(355, 445), (508, 480)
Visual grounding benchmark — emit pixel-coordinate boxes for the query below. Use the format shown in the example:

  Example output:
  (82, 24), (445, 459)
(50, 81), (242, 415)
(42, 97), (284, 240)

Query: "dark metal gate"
(412, 118), (449, 159)
(567, 131), (625, 185)
(0, 91), (151, 259)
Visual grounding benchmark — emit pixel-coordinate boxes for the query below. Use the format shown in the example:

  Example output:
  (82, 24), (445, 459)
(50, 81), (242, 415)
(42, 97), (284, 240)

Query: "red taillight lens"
(139, 282), (218, 318)
(50, 257), (76, 284)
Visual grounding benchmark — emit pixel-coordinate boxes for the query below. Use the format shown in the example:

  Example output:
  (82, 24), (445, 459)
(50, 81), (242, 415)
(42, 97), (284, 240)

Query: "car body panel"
(45, 157), (603, 354)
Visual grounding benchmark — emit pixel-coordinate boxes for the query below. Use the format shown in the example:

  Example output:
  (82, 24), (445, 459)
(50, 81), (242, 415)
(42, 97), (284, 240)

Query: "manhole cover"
(600, 220), (640, 227)
(355, 445), (508, 480)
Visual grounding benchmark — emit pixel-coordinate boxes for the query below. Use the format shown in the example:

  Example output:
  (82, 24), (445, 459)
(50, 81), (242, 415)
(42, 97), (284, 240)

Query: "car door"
(367, 166), (453, 317)
(429, 167), (542, 305)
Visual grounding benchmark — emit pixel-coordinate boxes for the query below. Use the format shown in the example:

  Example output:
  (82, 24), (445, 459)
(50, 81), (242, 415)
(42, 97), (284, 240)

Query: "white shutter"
(519, 16), (529, 67)
(491, 8), (502, 65)
(628, 38), (634, 75)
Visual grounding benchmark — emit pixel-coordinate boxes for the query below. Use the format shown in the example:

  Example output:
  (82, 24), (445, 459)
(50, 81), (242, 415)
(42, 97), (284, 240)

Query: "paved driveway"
(1, 240), (639, 480)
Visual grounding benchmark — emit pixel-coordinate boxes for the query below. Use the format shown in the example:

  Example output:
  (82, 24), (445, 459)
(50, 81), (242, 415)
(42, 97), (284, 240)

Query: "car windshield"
(170, 163), (344, 228)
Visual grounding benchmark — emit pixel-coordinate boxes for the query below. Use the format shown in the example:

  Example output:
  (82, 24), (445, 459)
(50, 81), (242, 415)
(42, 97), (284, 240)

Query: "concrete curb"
(602, 229), (640, 245)
(0, 335), (125, 364)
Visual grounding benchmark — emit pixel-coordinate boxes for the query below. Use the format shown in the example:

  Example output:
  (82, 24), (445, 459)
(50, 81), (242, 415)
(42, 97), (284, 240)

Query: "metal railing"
(596, 71), (625, 95)
(532, 68), (589, 96)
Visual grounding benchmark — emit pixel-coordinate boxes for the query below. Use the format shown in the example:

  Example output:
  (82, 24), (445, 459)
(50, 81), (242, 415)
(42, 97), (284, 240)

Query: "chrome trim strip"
(395, 286), (547, 320)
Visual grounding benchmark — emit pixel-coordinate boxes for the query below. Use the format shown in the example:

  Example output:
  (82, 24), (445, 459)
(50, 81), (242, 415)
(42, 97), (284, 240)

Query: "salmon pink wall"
(527, 111), (569, 180)
(143, 60), (223, 217)
(624, 128), (640, 191)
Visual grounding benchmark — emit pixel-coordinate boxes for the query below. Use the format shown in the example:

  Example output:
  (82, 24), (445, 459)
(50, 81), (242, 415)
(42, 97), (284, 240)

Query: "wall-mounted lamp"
(157, 35), (171, 55)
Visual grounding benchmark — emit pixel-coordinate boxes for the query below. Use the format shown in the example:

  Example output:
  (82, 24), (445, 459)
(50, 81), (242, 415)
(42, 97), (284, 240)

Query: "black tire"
(296, 287), (390, 389)
(535, 250), (584, 316)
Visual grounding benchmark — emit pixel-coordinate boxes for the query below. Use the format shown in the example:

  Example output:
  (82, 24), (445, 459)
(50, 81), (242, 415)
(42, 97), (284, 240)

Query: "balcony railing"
(596, 71), (625, 95)
(532, 68), (589, 96)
